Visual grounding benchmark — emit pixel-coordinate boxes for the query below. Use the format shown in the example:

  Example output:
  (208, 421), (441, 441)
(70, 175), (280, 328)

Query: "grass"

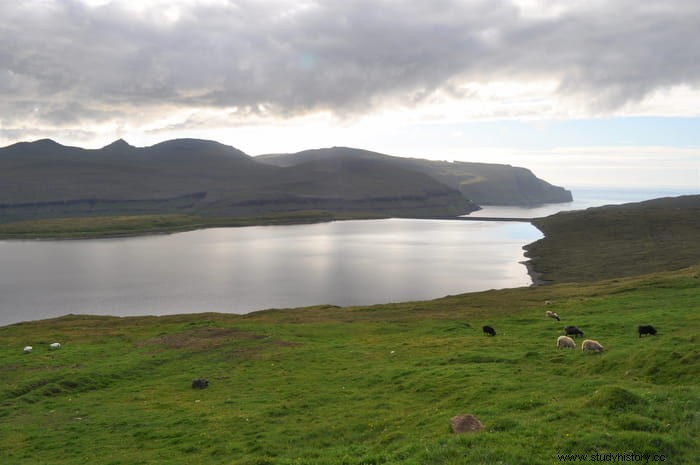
(1, 265), (698, 464)
(1, 195), (698, 463)
(526, 195), (700, 284)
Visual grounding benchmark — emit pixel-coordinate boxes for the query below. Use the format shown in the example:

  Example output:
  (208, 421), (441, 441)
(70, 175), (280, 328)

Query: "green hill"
(0, 196), (698, 464)
(0, 139), (573, 227)
(0, 139), (472, 222)
(1, 267), (697, 464)
(525, 195), (700, 284)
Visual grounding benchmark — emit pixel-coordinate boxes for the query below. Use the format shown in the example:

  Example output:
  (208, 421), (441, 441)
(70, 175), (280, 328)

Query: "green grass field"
(1, 266), (698, 464)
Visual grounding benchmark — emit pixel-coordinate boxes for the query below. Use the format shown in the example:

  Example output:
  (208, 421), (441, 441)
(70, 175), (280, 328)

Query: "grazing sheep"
(638, 325), (657, 338)
(563, 325), (584, 338)
(49, 342), (61, 350)
(546, 310), (561, 321)
(556, 335), (576, 350)
(482, 325), (496, 336)
(545, 300), (552, 306)
(581, 339), (604, 353)
(23, 346), (32, 354)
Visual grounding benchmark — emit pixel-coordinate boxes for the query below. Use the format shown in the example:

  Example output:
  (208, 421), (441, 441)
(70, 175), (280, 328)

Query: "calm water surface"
(0, 219), (541, 326)
(3, 186), (696, 326)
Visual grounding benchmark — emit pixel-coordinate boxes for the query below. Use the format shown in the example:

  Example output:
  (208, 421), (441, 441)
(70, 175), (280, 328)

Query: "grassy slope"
(525, 195), (700, 284)
(1, 196), (698, 464)
(1, 267), (698, 465)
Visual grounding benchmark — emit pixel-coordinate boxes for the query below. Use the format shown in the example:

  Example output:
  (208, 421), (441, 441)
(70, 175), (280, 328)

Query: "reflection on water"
(6, 186), (692, 326)
(0, 219), (541, 326)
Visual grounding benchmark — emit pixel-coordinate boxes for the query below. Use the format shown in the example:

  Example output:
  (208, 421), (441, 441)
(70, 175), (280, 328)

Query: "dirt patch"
(137, 327), (265, 351)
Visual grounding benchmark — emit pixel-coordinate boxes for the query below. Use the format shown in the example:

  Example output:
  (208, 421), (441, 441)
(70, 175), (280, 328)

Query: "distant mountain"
(0, 139), (480, 222)
(0, 139), (573, 223)
(257, 147), (572, 206)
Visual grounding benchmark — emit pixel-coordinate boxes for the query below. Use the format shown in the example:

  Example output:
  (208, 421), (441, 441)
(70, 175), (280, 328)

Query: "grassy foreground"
(1, 265), (698, 464)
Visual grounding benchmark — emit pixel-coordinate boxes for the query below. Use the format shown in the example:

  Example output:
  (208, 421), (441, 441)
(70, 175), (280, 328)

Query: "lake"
(0, 219), (541, 326)
(1, 186), (695, 327)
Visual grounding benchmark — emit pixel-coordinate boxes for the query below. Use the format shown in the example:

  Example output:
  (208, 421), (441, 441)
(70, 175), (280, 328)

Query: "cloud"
(1, 0), (698, 132)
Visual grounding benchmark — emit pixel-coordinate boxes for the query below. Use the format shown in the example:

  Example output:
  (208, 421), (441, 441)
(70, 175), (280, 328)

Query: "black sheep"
(638, 325), (657, 338)
(482, 325), (496, 336)
(563, 325), (584, 338)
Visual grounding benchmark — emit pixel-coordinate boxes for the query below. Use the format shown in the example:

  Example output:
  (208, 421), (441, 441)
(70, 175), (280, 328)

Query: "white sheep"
(23, 346), (32, 354)
(556, 335), (575, 350)
(50, 342), (61, 350)
(581, 339), (604, 353)
(546, 310), (560, 321)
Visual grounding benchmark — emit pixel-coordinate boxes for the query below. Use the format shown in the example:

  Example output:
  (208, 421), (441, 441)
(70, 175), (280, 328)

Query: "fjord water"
(1, 186), (695, 327)
(0, 219), (541, 326)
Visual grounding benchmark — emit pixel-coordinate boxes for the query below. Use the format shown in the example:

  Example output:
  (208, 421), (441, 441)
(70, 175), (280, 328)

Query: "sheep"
(545, 300), (552, 306)
(638, 325), (657, 338)
(563, 325), (584, 338)
(546, 310), (561, 321)
(23, 346), (32, 354)
(581, 339), (604, 353)
(482, 325), (496, 336)
(556, 335), (576, 350)
(50, 342), (61, 350)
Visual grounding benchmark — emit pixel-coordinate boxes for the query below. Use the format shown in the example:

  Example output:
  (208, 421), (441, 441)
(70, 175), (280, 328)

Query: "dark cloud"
(1, 0), (698, 126)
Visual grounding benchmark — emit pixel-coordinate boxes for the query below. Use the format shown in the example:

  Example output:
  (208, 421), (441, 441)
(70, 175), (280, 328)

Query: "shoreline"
(0, 213), (540, 241)
(521, 259), (547, 286)
(0, 212), (384, 241)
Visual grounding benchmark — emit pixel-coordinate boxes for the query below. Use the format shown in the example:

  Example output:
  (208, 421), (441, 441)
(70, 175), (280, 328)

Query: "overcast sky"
(1, 0), (698, 189)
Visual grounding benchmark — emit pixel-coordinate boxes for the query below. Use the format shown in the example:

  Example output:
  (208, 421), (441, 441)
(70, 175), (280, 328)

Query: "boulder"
(450, 414), (484, 433)
(191, 378), (209, 389)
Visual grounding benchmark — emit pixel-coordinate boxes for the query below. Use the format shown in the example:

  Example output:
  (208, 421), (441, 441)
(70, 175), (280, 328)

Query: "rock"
(191, 378), (209, 389)
(450, 414), (484, 433)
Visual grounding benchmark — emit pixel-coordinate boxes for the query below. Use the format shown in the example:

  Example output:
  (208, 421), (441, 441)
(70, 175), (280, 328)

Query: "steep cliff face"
(452, 164), (573, 206)
(258, 148), (573, 207)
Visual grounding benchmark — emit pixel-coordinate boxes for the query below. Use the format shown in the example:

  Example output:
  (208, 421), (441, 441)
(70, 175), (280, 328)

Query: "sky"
(1, 0), (699, 190)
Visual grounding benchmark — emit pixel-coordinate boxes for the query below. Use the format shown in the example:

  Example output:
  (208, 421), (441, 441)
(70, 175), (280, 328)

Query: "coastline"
(0, 212), (386, 241)
(0, 213), (541, 241)
(522, 258), (547, 286)
(521, 220), (547, 286)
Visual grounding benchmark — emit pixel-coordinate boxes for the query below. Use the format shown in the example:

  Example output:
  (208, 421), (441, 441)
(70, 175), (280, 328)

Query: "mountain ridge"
(256, 146), (572, 206)
(0, 138), (571, 222)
